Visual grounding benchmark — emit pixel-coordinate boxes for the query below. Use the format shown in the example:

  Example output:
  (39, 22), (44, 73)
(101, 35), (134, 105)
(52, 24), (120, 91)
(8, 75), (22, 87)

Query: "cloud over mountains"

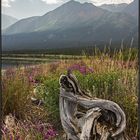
(2, 0), (15, 7)
(41, 0), (62, 4)
(2, 0), (134, 19)
(2, 0), (134, 8)
(90, 0), (133, 6)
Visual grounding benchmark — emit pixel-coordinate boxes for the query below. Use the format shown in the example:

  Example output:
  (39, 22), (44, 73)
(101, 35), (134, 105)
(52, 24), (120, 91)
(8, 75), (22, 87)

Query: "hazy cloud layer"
(2, 0), (133, 7)
(2, 0), (134, 19)
(2, 0), (15, 7)
(2, 0), (62, 19)
(41, 0), (63, 4)
(90, 0), (133, 6)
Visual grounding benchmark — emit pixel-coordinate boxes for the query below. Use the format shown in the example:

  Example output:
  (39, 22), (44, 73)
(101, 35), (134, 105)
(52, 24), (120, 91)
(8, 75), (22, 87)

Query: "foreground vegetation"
(2, 48), (138, 139)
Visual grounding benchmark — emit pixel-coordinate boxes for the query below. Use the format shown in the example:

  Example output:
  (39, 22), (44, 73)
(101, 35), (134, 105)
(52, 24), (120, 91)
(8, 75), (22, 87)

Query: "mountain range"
(2, 0), (138, 51)
(123, 0), (138, 18)
(2, 14), (18, 30)
(99, 3), (128, 12)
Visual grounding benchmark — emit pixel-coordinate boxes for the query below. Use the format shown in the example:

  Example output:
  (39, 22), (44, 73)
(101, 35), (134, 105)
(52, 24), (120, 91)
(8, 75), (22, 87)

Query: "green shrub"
(35, 74), (61, 129)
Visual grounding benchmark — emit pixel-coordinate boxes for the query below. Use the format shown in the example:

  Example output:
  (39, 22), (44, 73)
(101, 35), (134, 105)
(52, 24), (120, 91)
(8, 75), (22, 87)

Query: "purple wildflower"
(88, 68), (94, 73)
(47, 129), (57, 136)
(44, 128), (57, 140)
(1, 126), (8, 134)
(5, 68), (15, 79)
(9, 134), (13, 140)
(28, 75), (35, 83)
(44, 134), (49, 140)
(79, 66), (86, 75)
(131, 137), (138, 140)
(15, 135), (20, 140)
(68, 63), (94, 75)
(37, 125), (45, 133)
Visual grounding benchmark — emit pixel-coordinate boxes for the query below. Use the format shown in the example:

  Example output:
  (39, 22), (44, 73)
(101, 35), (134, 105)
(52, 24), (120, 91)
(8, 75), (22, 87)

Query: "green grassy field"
(1, 47), (138, 139)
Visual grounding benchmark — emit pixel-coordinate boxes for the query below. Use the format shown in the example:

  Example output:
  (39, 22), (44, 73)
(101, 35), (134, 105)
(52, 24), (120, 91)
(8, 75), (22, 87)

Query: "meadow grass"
(2, 48), (138, 139)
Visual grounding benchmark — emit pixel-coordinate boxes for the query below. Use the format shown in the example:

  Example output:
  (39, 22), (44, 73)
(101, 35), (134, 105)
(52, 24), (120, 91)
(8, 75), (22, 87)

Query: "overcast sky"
(2, 0), (134, 19)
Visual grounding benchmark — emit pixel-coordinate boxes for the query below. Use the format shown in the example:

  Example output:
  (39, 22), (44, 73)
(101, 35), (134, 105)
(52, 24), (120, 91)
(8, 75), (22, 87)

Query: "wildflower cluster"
(24, 66), (42, 84)
(1, 118), (58, 140)
(68, 63), (94, 75)
(4, 68), (16, 78)
(33, 121), (58, 140)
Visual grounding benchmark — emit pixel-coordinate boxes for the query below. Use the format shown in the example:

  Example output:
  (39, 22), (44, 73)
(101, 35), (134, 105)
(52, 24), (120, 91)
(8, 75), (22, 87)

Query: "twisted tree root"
(59, 72), (128, 140)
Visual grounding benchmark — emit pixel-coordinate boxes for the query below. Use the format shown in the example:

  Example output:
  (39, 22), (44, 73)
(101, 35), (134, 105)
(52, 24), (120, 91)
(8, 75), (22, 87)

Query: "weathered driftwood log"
(59, 71), (128, 140)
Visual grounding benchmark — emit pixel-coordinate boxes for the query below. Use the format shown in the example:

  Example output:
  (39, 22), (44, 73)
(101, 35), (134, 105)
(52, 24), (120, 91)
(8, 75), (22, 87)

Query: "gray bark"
(59, 73), (128, 140)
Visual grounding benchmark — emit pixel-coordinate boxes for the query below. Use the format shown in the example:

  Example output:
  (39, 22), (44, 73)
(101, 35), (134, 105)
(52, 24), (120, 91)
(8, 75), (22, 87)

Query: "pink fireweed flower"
(1, 126), (8, 134)
(47, 128), (57, 136)
(68, 63), (94, 75)
(44, 128), (57, 139)
(79, 66), (86, 75)
(44, 134), (49, 140)
(15, 135), (20, 140)
(28, 75), (36, 83)
(5, 68), (16, 78)
(87, 67), (94, 73)
(9, 134), (13, 140)
(131, 137), (138, 140)
(37, 125), (45, 133)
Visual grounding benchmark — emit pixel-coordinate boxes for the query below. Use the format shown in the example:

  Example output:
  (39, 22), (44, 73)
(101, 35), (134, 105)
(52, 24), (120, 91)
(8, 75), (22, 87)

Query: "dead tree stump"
(59, 71), (128, 140)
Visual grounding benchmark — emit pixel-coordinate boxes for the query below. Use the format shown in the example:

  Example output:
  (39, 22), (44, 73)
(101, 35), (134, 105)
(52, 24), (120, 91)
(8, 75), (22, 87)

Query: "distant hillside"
(2, 0), (138, 51)
(4, 0), (108, 35)
(100, 3), (128, 12)
(123, 0), (138, 18)
(3, 16), (40, 34)
(2, 14), (18, 29)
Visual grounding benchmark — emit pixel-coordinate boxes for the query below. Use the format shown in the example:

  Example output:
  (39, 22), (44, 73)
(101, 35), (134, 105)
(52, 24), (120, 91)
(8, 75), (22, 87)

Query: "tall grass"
(2, 48), (138, 139)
